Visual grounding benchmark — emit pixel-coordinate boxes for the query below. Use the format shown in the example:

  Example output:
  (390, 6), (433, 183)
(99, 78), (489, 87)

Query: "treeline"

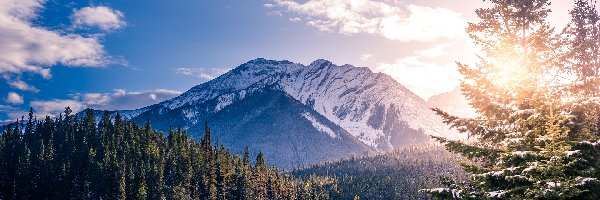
(292, 145), (465, 199)
(0, 108), (338, 200)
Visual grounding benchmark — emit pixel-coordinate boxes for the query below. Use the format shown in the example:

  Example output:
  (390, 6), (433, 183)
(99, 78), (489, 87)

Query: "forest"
(5, 0), (600, 199)
(0, 108), (340, 200)
(293, 146), (465, 199)
(0, 107), (471, 200)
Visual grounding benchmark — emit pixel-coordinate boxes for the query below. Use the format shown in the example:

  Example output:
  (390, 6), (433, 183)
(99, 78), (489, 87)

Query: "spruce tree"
(252, 152), (267, 199)
(425, 0), (600, 199)
(0, 109), (332, 199)
(563, 0), (600, 97)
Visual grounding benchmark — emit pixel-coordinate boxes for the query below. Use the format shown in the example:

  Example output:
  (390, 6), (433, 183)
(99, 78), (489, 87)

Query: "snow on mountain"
(302, 112), (338, 139)
(190, 88), (369, 169)
(105, 58), (460, 153)
(278, 59), (455, 150)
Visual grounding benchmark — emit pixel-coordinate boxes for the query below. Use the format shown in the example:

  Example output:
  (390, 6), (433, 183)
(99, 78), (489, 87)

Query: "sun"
(488, 45), (528, 88)
(493, 59), (523, 87)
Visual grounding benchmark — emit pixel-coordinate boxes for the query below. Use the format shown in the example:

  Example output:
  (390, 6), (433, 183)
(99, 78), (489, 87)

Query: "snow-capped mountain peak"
(81, 58), (460, 168)
(123, 59), (456, 149)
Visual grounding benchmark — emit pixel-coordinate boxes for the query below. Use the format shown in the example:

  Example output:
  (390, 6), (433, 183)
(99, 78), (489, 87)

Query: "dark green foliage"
(0, 108), (333, 200)
(292, 145), (466, 199)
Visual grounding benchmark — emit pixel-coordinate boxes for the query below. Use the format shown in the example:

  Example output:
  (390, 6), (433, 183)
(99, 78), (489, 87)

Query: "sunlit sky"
(0, 0), (578, 121)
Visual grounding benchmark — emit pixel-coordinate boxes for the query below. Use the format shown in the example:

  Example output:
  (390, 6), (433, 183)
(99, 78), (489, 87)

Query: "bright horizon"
(0, 0), (580, 121)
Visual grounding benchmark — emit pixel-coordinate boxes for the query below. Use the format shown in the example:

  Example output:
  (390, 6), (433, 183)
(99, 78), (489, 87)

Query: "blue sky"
(0, 0), (575, 122)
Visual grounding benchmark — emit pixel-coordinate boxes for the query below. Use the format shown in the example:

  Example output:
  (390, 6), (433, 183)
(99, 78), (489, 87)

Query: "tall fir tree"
(0, 107), (340, 200)
(426, 0), (600, 199)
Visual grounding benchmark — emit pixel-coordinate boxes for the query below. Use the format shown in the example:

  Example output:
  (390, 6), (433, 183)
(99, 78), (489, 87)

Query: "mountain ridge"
(75, 58), (460, 168)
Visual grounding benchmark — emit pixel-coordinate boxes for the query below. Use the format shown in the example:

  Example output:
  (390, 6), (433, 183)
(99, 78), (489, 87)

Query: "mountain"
(181, 87), (370, 168)
(81, 58), (458, 168)
(427, 86), (477, 118)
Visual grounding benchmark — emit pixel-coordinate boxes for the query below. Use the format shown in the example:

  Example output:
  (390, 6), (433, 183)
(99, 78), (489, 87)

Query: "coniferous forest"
(0, 108), (339, 200)
(7, 0), (600, 200)
(1, 106), (472, 200)
(293, 146), (466, 199)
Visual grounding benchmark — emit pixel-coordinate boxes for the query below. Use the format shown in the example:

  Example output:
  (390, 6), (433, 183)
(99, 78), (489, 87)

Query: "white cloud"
(416, 44), (450, 58)
(71, 6), (126, 31)
(266, 10), (283, 16)
(7, 79), (39, 92)
(270, 0), (466, 42)
(375, 59), (460, 99)
(0, 0), (123, 91)
(176, 67), (231, 81)
(6, 99), (86, 120)
(29, 99), (85, 118)
(6, 92), (24, 105)
(289, 17), (302, 22)
(360, 53), (373, 61)
(79, 89), (182, 111)
(263, 3), (275, 8)
(5, 89), (182, 120)
(372, 45), (462, 99)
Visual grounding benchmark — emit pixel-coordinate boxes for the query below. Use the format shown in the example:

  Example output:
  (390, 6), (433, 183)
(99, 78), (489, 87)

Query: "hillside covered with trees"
(293, 146), (465, 199)
(8, 0), (600, 199)
(0, 108), (339, 200)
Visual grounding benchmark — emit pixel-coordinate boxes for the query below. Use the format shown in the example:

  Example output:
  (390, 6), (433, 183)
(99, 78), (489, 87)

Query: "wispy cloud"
(4, 99), (85, 121)
(4, 89), (182, 120)
(78, 89), (182, 111)
(71, 6), (127, 31)
(416, 44), (451, 58)
(6, 79), (39, 92)
(289, 17), (302, 22)
(0, 0), (125, 92)
(267, 0), (466, 42)
(360, 53), (373, 62)
(176, 67), (231, 81)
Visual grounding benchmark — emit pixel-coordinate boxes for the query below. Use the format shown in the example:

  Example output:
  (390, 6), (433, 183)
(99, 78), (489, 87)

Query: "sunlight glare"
(489, 45), (527, 88)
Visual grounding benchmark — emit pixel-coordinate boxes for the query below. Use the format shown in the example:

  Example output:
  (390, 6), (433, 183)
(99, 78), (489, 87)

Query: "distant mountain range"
(78, 58), (464, 169)
(427, 86), (476, 118)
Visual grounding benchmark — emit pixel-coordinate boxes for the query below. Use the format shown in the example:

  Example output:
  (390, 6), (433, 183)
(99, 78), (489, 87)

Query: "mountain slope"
(427, 86), (476, 118)
(201, 88), (370, 169)
(81, 58), (458, 168)
(278, 59), (445, 149)
(154, 59), (453, 149)
(292, 145), (465, 199)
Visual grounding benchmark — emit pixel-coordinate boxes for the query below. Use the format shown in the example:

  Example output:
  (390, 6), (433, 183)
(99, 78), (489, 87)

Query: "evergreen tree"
(252, 152), (267, 199)
(563, 0), (600, 96)
(0, 108), (336, 200)
(425, 0), (600, 199)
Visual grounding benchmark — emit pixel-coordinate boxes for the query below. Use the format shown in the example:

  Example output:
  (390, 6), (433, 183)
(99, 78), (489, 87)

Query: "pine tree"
(200, 122), (217, 199)
(425, 0), (600, 199)
(0, 110), (329, 199)
(563, 0), (600, 97)
(252, 152), (267, 199)
(216, 146), (233, 200)
(232, 154), (249, 200)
